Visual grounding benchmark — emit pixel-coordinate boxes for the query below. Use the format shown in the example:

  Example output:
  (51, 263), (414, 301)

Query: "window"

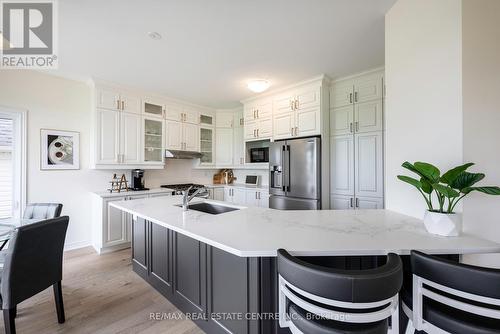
(0, 108), (26, 219)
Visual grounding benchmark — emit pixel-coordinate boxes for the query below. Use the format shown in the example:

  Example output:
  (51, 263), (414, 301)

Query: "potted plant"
(397, 162), (500, 236)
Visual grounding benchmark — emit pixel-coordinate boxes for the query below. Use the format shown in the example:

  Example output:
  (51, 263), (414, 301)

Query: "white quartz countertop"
(93, 188), (173, 198)
(109, 196), (500, 258)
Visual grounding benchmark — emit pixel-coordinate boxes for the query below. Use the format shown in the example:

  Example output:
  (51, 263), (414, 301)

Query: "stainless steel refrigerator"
(269, 137), (321, 210)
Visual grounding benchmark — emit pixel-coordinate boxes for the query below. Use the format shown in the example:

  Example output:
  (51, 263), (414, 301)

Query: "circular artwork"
(47, 135), (73, 165)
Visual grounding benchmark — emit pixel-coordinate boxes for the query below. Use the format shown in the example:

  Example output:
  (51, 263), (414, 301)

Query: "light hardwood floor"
(0, 247), (204, 334)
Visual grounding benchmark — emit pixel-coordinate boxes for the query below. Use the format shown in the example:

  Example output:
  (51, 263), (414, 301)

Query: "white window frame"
(0, 106), (27, 219)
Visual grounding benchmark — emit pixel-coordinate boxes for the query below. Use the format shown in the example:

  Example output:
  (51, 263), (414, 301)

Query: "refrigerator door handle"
(284, 144), (291, 192)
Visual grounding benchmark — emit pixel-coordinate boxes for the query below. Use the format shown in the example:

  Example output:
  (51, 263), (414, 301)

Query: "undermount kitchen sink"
(177, 202), (240, 215)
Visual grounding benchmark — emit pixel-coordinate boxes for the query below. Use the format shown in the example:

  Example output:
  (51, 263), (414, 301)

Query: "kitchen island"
(110, 196), (500, 334)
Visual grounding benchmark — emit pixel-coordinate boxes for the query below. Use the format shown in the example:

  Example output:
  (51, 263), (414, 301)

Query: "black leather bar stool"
(401, 250), (500, 333)
(277, 249), (403, 334)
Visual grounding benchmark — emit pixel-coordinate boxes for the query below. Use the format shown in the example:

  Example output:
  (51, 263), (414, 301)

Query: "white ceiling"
(54, 0), (396, 108)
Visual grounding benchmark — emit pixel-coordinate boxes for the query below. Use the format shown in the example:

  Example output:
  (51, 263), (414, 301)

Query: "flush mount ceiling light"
(147, 31), (162, 40)
(247, 79), (271, 93)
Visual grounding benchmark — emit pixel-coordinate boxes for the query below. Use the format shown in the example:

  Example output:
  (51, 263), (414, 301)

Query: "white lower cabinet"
(245, 189), (269, 208)
(330, 194), (354, 210)
(330, 194), (383, 210)
(222, 187), (269, 208)
(92, 192), (171, 254)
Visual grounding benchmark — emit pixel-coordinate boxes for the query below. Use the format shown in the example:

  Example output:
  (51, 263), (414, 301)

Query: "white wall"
(462, 0), (500, 267)
(384, 0), (463, 218)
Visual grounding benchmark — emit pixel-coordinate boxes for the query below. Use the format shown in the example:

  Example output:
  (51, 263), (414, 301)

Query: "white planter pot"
(423, 211), (462, 237)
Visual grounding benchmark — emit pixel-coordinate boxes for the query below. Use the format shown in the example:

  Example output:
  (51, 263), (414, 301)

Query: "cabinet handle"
(256, 109), (259, 119)
(240, 118), (244, 126)
(257, 129), (259, 137)
(121, 100), (125, 110)
(355, 198), (359, 208)
(253, 110), (256, 119)
(350, 197), (353, 208)
(354, 91), (358, 103)
(349, 93), (353, 104)
(355, 121), (359, 132)
(255, 192), (257, 199)
(258, 192), (260, 199)
(290, 100), (294, 111)
(294, 99), (299, 110)
(116, 100), (120, 110)
(291, 128), (294, 136)
(349, 122), (353, 133)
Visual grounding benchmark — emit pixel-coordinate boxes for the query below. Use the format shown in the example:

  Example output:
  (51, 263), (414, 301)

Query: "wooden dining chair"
(0, 216), (69, 334)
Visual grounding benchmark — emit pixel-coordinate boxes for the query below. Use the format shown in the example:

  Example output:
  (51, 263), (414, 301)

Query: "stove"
(161, 183), (206, 196)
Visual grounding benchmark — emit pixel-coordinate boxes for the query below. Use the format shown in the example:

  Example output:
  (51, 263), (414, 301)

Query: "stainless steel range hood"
(164, 149), (203, 159)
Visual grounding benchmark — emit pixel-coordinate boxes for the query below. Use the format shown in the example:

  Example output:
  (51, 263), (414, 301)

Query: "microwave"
(250, 147), (269, 163)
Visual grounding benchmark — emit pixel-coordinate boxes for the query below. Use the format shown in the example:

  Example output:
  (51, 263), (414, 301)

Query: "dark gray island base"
(132, 217), (280, 334)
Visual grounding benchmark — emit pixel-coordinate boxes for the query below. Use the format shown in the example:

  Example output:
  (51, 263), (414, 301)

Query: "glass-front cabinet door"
(143, 117), (164, 163)
(200, 126), (214, 165)
(200, 113), (215, 127)
(143, 98), (165, 118)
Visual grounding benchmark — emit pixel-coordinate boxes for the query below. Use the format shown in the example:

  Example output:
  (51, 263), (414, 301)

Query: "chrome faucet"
(182, 186), (209, 211)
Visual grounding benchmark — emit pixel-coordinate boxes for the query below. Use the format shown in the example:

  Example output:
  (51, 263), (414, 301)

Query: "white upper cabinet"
(183, 107), (200, 125)
(120, 93), (141, 114)
(273, 112), (295, 140)
(216, 128), (233, 166)
(183, 122), (200, 152)
(330, 105), (354, 135)
(95, 109), (120, 164)
(97, 89), (121, 111)
(96, 88), (141, 114)
(272, 83), (323, 139)
(143, 97), (165, 118)
(330, 70), (384, 136)
(121, 112), (142, 164)
(353, 73), (383, 104)
(244, 99), (272, 122)
(355, 132), (383, 198)
(216, 112), (234, 128)
(165, 120), (182, 150)
(295, 85), (321, 111)
(165, 103), (183, 122)
(330, 82), (354, 108)
(296, 106), (320, 137)
(200, 127), (215, 165)
(330, 135), (354, 196)
(243, 98), (273, 142)
(143, 117), (164, 163)
(354, 100), (383, 133)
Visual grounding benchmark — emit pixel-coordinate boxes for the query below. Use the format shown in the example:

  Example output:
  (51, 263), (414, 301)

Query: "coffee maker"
(130, 169), (148, 191)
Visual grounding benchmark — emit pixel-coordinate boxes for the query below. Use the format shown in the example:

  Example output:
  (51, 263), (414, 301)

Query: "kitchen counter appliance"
(161, 183), (206, 196)
(269, 137), (321, 210)
(129, 169), (149, 191)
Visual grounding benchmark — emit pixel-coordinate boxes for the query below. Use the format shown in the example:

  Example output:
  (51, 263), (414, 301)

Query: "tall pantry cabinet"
(330, 69), (384, 210)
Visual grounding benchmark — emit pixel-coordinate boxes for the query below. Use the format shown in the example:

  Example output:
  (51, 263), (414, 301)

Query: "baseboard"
(64, 240), (91, 251)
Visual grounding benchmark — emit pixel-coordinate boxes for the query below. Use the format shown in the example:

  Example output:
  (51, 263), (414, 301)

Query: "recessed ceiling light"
(247, 79), (271, 93)
(147, 32), (162, 40)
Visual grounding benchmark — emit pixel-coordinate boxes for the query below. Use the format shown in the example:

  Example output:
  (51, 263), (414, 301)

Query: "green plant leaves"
(450, 172), (485, 192)
(397, 175), (422, 189)
(414, 162), (440, 183)
(420, 178), (433, 194)
(432, 183), (460, 198)
(402, 161), (424, 177)
(441, 163), (474, 185)
(462, 186), (500, 195)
